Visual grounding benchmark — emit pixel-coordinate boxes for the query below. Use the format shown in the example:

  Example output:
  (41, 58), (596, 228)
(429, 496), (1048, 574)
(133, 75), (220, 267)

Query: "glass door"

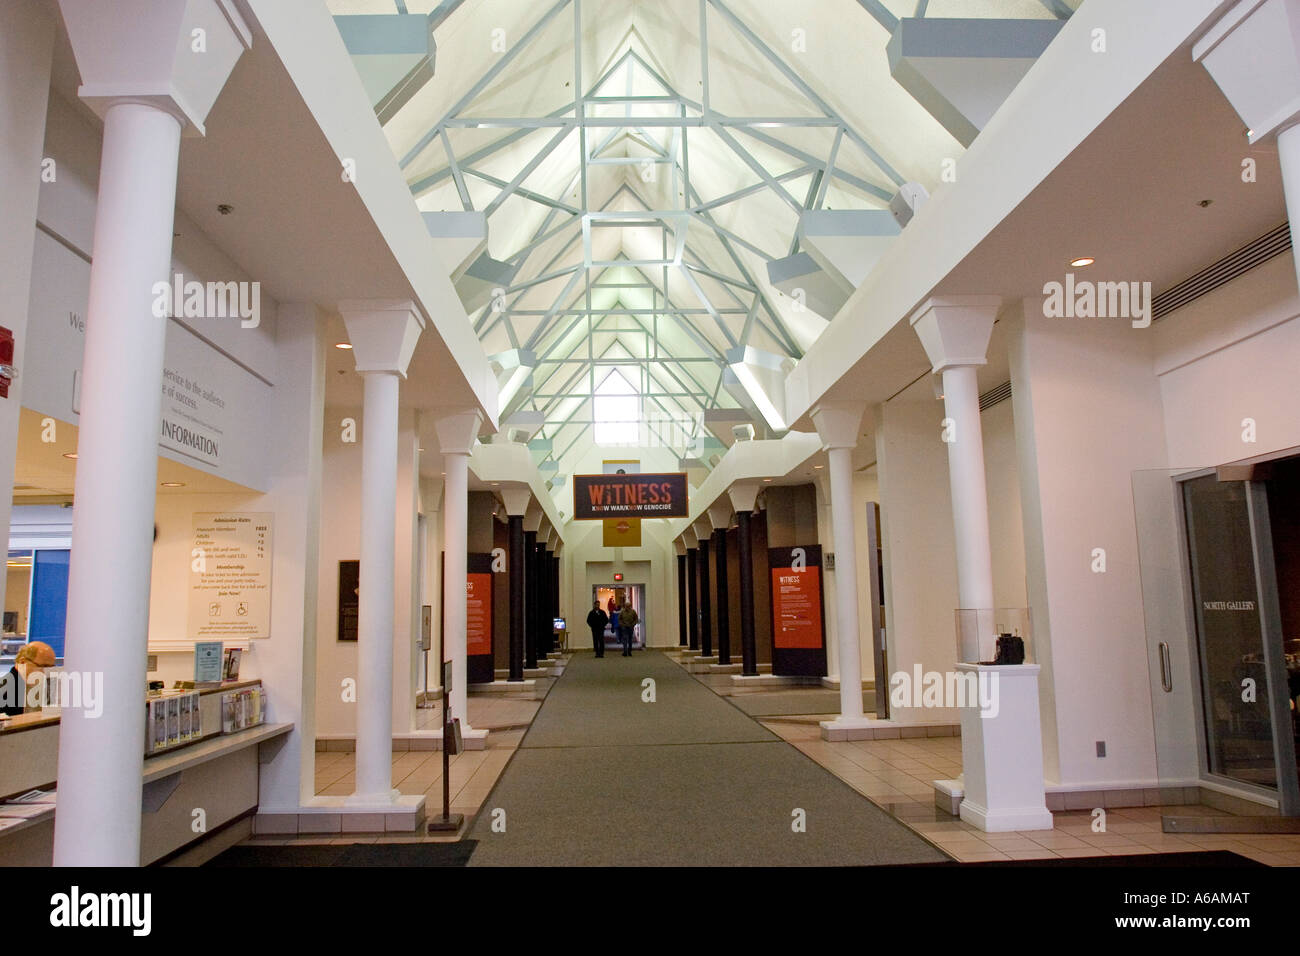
(1182, 476), (1287, 795)
(1133, 468), (1300, 815)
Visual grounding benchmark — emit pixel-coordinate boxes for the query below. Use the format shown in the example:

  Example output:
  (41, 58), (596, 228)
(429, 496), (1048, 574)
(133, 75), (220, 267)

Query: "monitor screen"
(552, 617), (565, 631)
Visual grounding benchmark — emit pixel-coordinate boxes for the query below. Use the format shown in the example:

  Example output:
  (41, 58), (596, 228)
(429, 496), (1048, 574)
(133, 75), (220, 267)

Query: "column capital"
(433, 407), (483, 456)
(522, 499), (544, 533)
(1196, 0), (1300, 143)
(707, 501), (734, 531)
(674, 539), (687, 556)
(58, 0), (251, 135)
(499, 487), (531, 517)
(908, 295), (1000, 372)
(728, 481), (761, 515)
(692, 519), (712, 543)
(682, 527), (699, 549)
(340, 300), (425, 377)
(810, 401), (866, 451)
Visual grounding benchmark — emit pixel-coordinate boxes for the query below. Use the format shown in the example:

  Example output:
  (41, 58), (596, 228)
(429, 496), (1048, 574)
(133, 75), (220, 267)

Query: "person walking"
(617, 601), (638, 656)
(586, 601), (608, 658)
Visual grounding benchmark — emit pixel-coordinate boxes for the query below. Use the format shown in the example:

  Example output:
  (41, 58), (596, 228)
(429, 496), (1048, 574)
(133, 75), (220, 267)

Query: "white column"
(52, 0), (250, 869)
(1195, 0), (1300, 291)
(341, 300), (425, 805)
(909, 295), (1000, 662)
(810, 402), (871, 734)
(54, 100), (183, 867)
(434, 409), (483, 736)
(354, 371), (400, 800)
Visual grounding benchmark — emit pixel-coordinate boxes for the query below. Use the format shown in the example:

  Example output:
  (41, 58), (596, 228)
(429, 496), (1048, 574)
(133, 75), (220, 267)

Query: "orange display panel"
(770, 566), (823, 650)
(466, 572), (492, 657)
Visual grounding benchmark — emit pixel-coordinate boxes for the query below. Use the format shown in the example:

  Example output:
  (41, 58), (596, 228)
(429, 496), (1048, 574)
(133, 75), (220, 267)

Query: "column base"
(732, 673), (819, 690)
(469, 679), (543, 699)
(817, 715), (880, 740)
(820, 676), (875, 691)
(278, 794), (428, 833)
(959, 798), (1053, 833)
(431, 726), (489, 750)
(346, 788), (402, 807)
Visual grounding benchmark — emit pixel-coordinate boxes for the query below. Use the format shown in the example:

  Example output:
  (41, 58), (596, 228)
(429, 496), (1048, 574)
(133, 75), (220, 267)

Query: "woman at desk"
(0, 642), (55, 716)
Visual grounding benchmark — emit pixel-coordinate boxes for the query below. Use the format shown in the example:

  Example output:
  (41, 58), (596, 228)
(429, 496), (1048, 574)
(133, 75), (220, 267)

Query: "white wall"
(1154, 253), (1300, 467)
(874, 389), (960, 723)
(0, 4), (55, 642)
(314, 404), (424, 736)
(983, 399), (1028, 611)
(1009, 300), (1167, 788)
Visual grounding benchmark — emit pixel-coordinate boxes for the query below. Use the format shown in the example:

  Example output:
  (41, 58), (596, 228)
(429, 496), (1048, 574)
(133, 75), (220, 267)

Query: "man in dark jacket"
(618, 602), (638, 656)
(586, 601), (608, 658)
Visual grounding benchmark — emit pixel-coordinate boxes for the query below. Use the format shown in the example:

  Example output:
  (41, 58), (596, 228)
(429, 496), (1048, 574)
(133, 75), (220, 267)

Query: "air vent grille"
(979, 380), (1012, 411)
(1153, 222), (1292, 321)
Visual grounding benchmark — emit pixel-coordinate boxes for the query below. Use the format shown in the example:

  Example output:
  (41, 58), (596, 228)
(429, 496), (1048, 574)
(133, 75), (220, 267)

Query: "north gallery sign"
(572, 472), (689, 519)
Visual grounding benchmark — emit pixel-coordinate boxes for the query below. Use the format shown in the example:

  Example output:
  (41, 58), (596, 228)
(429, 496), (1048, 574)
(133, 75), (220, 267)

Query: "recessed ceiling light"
(161, 481), (185, 488)
(334, 342), (353, 350)
(763, 478), (772, 483)
(62, 453), (77, 460)
(813, 464), (824, 469)
(1070, 256), (1095, 268)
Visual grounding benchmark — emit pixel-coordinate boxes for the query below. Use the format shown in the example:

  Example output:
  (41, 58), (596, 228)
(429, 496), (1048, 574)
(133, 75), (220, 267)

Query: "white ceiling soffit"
(326, 0), (1075, 496)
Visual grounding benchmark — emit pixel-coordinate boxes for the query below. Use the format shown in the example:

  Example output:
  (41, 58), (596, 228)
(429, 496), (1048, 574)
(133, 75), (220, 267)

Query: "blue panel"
(333, 14), (431, 56)
(28, 549), (70, 659)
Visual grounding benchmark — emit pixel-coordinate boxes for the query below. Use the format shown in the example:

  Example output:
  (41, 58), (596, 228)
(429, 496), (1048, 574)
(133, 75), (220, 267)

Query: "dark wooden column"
(737, 510), (757, 676)
(686, 547), (699, 650)
(523, 530), (538, 669)
(676, 553), (688, 646)
(507, 515), (525, 681)
(698, 537), (712, 657)
(713, 527), (730, 666)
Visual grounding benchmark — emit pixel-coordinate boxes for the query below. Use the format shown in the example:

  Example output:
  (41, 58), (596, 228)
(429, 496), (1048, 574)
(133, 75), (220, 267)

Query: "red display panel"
(466, 572), (493, 657)
(771, 565), (824, 649)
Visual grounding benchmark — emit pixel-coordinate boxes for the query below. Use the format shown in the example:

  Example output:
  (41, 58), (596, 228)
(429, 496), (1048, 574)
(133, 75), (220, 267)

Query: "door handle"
(1158, 642), (1173, 693)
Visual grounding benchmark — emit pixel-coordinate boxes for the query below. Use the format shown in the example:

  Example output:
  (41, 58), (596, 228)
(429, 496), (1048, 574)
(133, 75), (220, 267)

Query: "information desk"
(0, 680), (291, 865)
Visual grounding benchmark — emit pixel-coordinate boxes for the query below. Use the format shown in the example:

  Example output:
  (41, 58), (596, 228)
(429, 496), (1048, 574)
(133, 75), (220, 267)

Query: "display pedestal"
(955, 663), (1053, 832)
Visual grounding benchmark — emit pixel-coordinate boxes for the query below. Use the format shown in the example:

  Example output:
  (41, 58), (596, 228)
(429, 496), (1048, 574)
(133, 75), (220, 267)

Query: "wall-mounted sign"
(602, 518), (642, 547)
(466, 572), (492, 657)
(194, 641), (224, 683)
(337, 560), (359, 642)
(768, 545), (828, 676)
(23, 232), (274, 491)
(573, 472), (688, 519)
(188, 513), (273, 640)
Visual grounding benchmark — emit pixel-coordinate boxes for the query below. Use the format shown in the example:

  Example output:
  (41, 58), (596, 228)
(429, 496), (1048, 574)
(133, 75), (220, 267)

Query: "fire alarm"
(613, 573), (623, 582)
(0, 327), (15, 399)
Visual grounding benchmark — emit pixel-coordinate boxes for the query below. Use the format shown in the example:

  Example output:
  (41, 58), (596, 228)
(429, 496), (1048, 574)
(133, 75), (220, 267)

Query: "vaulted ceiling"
(328, 0), (1077, 489)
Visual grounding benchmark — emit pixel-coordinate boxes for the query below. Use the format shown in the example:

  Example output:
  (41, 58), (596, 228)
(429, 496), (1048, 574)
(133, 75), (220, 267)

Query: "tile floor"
(761, 717), (1300, 865)
(241, 692), (544, 847)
